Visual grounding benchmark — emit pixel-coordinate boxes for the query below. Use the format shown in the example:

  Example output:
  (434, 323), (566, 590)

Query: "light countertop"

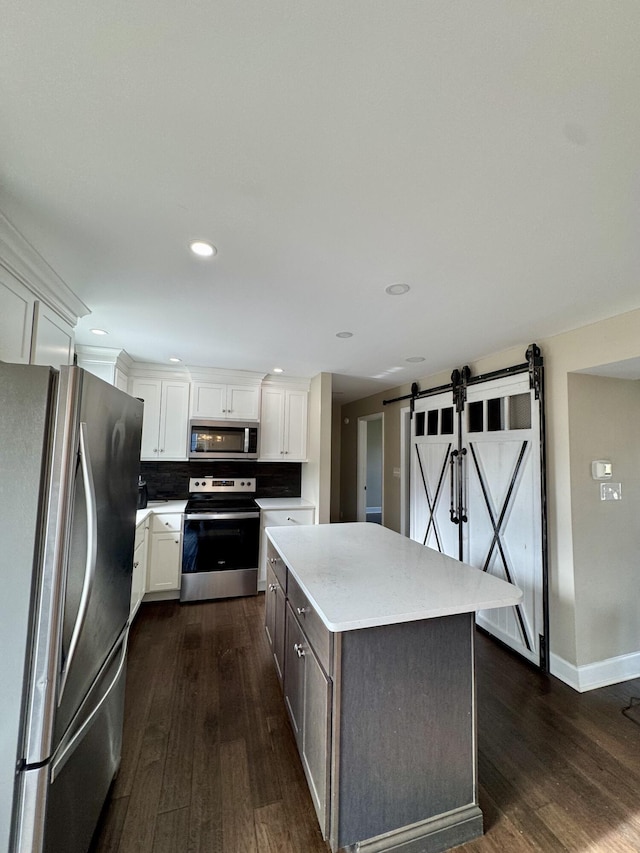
(266, 522), (522, 633)
(255, 497), (315, 511)
(136, 500), (187, 526)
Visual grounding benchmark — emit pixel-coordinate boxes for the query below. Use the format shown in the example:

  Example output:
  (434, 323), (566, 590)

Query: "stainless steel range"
(180, 477), (260, 602)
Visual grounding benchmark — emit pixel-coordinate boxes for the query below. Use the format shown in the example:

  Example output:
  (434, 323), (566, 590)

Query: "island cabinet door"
(284, 605), (305, 749)
(265, 563), (286, 685)
(283, 603), (332, 837)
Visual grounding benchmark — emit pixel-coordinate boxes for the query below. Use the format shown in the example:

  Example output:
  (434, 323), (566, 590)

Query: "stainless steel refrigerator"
(0, 364), (143, 853)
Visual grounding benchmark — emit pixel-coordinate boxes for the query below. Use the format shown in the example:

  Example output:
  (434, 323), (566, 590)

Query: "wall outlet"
(600, 482), (622, 501)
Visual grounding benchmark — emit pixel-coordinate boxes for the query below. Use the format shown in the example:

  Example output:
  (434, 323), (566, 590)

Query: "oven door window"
(182, 517), (259, 573)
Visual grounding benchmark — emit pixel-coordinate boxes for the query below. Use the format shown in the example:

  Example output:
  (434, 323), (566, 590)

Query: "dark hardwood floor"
(91, 596), (640, 853)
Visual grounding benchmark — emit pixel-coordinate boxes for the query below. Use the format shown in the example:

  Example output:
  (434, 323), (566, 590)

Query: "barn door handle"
(460, 447), (468, 524)
(450, 450), (459, 524)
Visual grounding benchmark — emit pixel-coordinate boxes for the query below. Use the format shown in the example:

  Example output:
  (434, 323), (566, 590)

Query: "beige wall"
(338, 307), (640, 678)
(568, 374), (640, 666)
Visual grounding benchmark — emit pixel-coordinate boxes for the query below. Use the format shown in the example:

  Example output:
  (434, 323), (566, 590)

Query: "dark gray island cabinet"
(264, 523), (522, 853)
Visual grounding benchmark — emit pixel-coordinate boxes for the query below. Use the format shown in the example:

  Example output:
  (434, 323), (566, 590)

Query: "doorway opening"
(357, 413), (384, 524)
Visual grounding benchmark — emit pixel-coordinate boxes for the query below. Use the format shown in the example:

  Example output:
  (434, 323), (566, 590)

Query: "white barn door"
(463, 374), (544, 666)
(410, 392), (459, 559)
(408, 349), (547, 668)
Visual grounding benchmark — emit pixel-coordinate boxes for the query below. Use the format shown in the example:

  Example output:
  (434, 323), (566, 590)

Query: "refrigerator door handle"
(50, 629), (128, 783)
(58, 422), (98, 704)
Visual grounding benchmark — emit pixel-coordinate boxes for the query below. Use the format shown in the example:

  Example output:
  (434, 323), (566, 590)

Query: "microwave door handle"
(244, 428), (249, 453)
(58, 422), (98, 705)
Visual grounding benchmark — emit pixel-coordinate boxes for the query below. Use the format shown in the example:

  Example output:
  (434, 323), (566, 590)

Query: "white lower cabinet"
(130, 519), (149, 619)
(147, 513), (182, 593)
(258, 505), (315, 587)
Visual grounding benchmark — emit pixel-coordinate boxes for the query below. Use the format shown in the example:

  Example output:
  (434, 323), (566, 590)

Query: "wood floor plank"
(220, 739), (258, 853)
(157, 622), (201, 812)
(153, 807), (190, 853)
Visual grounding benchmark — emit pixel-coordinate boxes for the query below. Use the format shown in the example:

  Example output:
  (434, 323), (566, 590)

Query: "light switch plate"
(600, 482), (622, 501)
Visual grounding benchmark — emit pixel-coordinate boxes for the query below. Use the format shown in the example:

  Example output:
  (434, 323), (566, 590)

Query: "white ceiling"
(2, 2), (640, 402)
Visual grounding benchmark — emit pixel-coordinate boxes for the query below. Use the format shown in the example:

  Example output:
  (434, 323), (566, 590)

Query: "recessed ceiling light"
(169, 357), (182, 363)
(90, 328), (108, 336)
(189, 240), (216, 257)
(405, 356), (425, 363)
(272, 367), (284, 373)
(336, 331), (354, 338)
(385, 283), (410, 296)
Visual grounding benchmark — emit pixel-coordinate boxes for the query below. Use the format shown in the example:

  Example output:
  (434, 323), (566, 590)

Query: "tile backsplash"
(140, 461), (302, 500)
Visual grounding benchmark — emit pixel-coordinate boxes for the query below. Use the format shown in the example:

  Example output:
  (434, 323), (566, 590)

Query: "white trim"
(399, 406), (411, 537)
(550, 650), (640, 693)
(187, 365), (267, 386)
(0, 210), (89, 326)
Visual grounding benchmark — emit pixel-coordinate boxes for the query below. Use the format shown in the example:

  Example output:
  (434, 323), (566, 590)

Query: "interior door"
(410, 391), (459, 558)
(463, 374), (544, 666)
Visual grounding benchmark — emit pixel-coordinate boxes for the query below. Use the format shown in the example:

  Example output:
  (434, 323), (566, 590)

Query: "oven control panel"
(189, 477), (256, 493)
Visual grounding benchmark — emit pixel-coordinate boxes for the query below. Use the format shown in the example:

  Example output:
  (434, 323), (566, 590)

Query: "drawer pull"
(287, 516), (296, 522)
(294, 643), (305, 658)
(296, 606), (308, 617)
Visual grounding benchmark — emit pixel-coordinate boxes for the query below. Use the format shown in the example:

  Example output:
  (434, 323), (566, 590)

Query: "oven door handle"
(184, 512), (260, 521)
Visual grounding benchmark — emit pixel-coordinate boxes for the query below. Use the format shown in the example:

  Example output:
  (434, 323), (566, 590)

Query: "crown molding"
(0, 210), (89, 327)
(186, 366), (266, 385)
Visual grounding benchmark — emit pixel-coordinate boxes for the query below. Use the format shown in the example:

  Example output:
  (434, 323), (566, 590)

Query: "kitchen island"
(265, 522), (522, 853)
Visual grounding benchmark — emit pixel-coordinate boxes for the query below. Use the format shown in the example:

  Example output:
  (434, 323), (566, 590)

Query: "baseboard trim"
(550, 650), (640, 692)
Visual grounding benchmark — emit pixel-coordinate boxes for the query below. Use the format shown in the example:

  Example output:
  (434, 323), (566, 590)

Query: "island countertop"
(266, 522), (522, 632)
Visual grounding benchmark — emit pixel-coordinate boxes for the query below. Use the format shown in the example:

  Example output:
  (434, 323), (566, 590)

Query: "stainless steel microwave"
(189, 420), (259, 459)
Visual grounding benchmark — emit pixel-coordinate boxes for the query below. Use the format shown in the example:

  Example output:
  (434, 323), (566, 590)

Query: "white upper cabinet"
(130, 376), (190, 460)
(189, 370), (264, 421)
(260, 379), (309, 462)
(0, 211), (88, 366)
(31, 303), (74, 368)
(76, 345), (132, 390)
(0, 269), (35, 363)
(190, 382), (260, 420)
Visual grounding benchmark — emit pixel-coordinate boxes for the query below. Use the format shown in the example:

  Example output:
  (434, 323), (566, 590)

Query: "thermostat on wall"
(591, 460), (612, 480)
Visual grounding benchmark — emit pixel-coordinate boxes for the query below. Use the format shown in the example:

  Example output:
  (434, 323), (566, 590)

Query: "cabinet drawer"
(266, 541), (287, 589)
(263, 508), (315, 528)
(287, 572), (332, 674)
(151, 512), (183, 533)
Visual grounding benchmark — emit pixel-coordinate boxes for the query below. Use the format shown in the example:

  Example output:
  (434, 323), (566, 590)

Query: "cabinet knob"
(294, 643), (305, 658)
(268, 583), (277, 592)
(296, 606), (308, 617)
(160, 448), (164, 453)
(133, 561), (139, 568)
(287, 516), (295, 522)
(153, 448), (158, 453)
(165, 521), (170, 526)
